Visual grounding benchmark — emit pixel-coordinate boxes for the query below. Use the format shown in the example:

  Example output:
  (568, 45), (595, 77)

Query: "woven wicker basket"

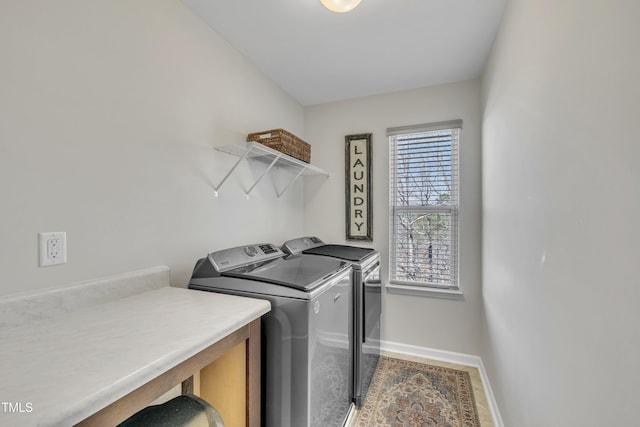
(247, 129), (311, 163)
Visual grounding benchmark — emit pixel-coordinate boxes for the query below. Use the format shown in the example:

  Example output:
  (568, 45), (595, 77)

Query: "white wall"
(0, 0), (305, 296)
(304, 80), (483, 355)
(481, 0), (640, 425)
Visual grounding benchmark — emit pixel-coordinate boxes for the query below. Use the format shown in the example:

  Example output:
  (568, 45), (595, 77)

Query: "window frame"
(387, 120), (462, 298)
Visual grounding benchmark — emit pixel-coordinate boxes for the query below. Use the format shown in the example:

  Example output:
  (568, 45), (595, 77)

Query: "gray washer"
(189, 245), (353, 427)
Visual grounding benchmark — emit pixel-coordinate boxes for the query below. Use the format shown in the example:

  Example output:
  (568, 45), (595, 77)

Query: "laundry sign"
(345, 133), (372, 241)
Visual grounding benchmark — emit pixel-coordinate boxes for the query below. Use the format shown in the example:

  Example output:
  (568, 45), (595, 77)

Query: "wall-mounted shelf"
(213, 141), (330, 198)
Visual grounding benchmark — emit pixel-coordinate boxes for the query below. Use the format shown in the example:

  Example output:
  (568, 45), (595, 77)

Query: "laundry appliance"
(282, 236), (381, 407)
(189, 243), (353, 427)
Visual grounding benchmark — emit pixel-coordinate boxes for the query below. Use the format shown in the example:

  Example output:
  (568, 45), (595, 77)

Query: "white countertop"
(0, 286), (270, 427)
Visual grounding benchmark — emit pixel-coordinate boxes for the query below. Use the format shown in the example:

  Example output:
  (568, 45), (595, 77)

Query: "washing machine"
(189, 243), (353, 427)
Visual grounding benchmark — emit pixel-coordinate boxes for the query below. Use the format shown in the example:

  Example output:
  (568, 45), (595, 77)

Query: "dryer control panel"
(208, 243), (284, 272)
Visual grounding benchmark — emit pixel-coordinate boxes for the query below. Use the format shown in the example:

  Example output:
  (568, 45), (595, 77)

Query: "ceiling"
(181, 0), (506, 106)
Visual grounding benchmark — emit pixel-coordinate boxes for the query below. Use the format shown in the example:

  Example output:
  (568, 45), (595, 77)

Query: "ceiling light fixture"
(320, 0), (362, 13)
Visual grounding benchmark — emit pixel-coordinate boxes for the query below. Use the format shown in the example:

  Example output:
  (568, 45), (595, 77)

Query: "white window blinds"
(388, 120), (461, 289)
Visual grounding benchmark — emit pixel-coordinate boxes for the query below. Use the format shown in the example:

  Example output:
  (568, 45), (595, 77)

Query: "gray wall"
(0, 0), (305, 295)
(304, 80), (483, 356)
(481, 0), (640, 425)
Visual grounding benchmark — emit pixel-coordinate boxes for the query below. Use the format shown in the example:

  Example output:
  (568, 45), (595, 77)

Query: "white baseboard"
(380, 340), (504, 427)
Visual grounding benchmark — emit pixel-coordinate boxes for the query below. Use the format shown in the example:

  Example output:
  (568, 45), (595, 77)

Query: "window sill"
(386, 283), (464, 300)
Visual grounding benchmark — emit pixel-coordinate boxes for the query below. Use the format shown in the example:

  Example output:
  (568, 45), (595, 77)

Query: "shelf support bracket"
(213, 148), (251, 197)
(276, 166), (306, 198)
(245, 155), (280, 197)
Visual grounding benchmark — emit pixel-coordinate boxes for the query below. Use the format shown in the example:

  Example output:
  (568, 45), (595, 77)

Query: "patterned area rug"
(354, 356), (481, 427)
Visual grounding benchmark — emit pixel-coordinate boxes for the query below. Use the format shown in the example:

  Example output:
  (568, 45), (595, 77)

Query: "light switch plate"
(39, 232), (67, 267)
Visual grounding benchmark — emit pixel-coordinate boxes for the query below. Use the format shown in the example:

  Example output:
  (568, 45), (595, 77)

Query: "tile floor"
(345, 351), (494, 427)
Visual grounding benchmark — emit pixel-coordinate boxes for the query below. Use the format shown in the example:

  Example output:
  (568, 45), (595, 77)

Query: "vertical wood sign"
(345, 133), (372, 241)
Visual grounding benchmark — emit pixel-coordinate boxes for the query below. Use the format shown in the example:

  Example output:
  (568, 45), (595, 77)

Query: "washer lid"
(303, 244), (375, 262)
(221, 254), (349, 291)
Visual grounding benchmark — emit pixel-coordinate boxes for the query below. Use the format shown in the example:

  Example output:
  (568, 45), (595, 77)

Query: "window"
(388, 120), (461, 292)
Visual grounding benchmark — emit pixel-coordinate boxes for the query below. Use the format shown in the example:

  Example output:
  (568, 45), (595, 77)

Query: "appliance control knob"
(244, 246), (258, 257)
